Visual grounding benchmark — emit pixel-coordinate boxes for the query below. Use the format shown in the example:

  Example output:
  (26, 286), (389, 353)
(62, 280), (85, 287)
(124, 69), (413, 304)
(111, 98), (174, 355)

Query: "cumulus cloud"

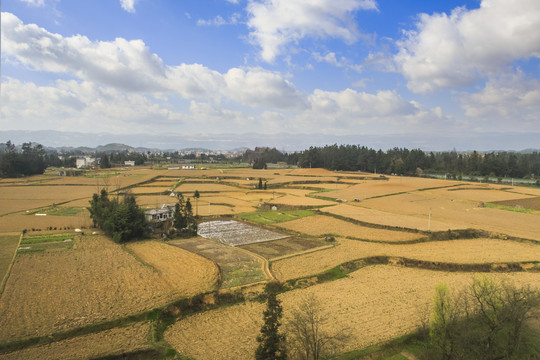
(247, 0), (378, 62)
(0, 78), (183, 133)
(395, 0), (540, 93)
(2, 12), (166, 91)
(1, 12), (306, 111)
(120, 0), (137, 13)
(223, 67), (307, 110)
(461, 71), (540, 130)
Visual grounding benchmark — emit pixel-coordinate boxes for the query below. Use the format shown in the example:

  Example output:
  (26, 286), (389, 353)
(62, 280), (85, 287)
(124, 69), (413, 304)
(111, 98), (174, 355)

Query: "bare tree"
(285, 294), (350, 360)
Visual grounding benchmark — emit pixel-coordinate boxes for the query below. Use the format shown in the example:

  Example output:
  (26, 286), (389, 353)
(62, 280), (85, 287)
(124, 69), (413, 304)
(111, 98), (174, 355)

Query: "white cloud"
(1, 12), (305, 111)
(247, 0), (378, 62)
(0, 78), (183, 133)
(197, 13), (241, 26)
(197, 16), (228, 27)
(461, 70), (540, 130)
(223, 67), (307, 110)
(120, 0), (137, 13)
(395, 0), (540, 93)
(2, 12), (166, 91)
(19, 0), (46, 6)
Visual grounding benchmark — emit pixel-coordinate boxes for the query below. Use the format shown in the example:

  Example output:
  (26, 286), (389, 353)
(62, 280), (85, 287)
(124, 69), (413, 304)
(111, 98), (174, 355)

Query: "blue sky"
(1, 0), (539, 150)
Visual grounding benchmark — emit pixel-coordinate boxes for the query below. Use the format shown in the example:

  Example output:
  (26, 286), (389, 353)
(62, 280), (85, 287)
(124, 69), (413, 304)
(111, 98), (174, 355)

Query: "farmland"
(0, 165), (540, 359)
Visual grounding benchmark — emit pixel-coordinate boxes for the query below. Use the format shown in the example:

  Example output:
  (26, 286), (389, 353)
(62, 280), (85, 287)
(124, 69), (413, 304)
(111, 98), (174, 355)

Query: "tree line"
(296, 145), (540, 179)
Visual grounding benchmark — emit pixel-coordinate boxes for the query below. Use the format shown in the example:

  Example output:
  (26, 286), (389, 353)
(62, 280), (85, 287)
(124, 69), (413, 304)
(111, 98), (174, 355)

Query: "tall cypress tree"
(256, 282), (287, 360)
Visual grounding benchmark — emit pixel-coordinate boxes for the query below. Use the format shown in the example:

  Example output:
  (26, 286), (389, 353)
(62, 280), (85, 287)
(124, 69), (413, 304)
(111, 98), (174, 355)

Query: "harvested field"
(0, 233), (20, 288)
(129, 186), (170, 194)
(277, 215), (423, 242)
(0, 235), (184, 341)
(0, 321), (153, 360)
(439, 185), (536, 202)
(325, 176), (460, 201)
(126, 241), (219, 295)
(0, 212), (92, 232)
(321, 204), (456, 231)
(494, 196), (540, 211)
(239, 237), (328, 260)
(272, 237), (540, 281)
(175, 183), (241, 192)
(198, 220), (288, 246)
(169, 237), (266, 288)
(361, 193), (540, 240)
(165, 266), (540, 360)
(270, 194), (335, 206)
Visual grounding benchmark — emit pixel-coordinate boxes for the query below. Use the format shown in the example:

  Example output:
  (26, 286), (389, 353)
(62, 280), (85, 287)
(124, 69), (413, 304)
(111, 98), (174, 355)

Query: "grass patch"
(237, 209), (315, 225)
(221, 263), (266, 288)
(26, 206), (84, 216)
(484, 202), (535, 213)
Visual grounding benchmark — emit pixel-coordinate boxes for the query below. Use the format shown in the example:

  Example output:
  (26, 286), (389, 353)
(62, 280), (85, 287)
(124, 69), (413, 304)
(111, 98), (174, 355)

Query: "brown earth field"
(238, 237), (328, 260)
(276, 214), (423, 242)
(494, 196), (540, 211)
(271, 237), (540, 281)
(165, 266), (540, 360)
(0, 321), (153, 360)
(0, 234), (211, 341)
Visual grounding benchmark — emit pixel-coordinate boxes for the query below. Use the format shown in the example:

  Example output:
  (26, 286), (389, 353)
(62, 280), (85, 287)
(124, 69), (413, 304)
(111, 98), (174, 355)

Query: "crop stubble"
(165, 266), (540, 360)
(0, 235), (203, 341)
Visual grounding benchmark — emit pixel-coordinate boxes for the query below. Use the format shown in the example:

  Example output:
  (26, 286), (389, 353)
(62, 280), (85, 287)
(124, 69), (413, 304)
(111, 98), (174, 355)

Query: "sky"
(1, 0), (540, 151)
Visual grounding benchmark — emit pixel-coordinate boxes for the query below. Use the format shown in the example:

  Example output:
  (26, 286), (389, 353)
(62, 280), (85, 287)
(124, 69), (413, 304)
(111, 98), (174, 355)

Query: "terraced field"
(1, 166), (540, 359)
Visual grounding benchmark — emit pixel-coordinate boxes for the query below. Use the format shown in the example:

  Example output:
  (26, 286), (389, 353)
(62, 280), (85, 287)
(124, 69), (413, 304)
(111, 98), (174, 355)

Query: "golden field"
(1, 166), (540, 359)
(165, 266), (540, 360)
(271, 237), (540, 281)
(1, 321), (153, 360)
(0, 234), (217, 341)
(277, 214), (423, 241)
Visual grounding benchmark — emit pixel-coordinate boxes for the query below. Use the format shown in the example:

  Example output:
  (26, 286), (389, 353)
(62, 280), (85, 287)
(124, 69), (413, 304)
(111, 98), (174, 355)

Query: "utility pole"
(428, 208), (432, 232)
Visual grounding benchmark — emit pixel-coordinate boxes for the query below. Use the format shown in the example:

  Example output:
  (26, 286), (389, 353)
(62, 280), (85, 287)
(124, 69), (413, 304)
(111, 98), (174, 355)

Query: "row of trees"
(297, 145), (540, 178)
(0, 141), (50, 177)
(88, 189), (147, 243)
(255, 277), (540, 360)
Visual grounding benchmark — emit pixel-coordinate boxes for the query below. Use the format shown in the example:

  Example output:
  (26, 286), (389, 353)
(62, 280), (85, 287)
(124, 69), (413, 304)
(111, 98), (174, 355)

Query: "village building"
(124, 160), (135, 166)
(144, 204), (175, 223)
(76, 156), (96, 169)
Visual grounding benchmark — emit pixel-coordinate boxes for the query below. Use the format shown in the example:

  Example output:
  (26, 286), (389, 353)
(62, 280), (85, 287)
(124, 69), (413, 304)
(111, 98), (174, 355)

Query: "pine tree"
(256, 282), (287, 360)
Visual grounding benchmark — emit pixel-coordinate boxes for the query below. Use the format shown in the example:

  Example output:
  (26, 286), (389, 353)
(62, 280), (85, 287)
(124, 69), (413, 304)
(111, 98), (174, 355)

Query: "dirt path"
(234, 246), (275, 281)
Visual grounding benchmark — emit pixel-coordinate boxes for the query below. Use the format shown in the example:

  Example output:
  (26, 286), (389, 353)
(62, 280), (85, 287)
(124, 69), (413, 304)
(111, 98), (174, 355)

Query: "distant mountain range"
(0, 129), (539, 153)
